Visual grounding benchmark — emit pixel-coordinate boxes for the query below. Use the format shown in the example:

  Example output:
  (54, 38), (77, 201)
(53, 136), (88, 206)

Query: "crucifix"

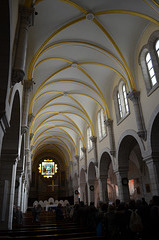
(48, 179), (58, 191)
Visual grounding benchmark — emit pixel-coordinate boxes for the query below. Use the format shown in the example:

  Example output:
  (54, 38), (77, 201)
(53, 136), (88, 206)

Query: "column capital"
(12, 69), (25, 85)
(127, 89), (140, 102)
(74, 155), (79, 162)
(19, 5), (35, 27)
(104, 119), (113, 127)
(81, 147), (86, 153)
(143, 153), (159, 163)
(90, 136), (97, 143)
(21, 125), (28, 135)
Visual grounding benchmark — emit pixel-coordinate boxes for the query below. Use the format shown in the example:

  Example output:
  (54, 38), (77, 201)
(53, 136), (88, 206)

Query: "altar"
(45, 204), (58, 211)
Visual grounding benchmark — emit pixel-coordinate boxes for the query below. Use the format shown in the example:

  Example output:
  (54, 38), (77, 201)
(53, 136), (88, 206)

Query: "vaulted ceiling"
(24, 0), (159, 170)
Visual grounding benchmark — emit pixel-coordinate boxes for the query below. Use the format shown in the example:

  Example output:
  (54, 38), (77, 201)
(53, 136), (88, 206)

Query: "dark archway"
(118, 135), (150, 202)
(80, 168), (87, 204)
(0, 0), (11, 112)
(88, 162), (96, 205)
(0, 90), (21, 230)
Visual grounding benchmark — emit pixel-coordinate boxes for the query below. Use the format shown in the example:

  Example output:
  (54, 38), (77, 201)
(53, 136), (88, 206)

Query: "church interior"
(0, 0), (159, 233)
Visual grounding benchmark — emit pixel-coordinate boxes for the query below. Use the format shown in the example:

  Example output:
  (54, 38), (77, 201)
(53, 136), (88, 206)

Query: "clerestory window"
(97, 109), (106, 140)
(79, 139), (84, 159)
(87, 127), (93, 150)
(113, 81), (129, 124)
(139, 31), (159, 95)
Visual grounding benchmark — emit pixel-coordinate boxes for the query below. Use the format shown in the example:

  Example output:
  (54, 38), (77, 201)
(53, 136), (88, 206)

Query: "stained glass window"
(38, 159), (58, 178)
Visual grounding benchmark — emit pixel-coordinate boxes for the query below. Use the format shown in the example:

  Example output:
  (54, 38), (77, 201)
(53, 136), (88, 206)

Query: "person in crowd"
(55, 203), (64, 220)
(64, 203), (72, 221)
(104, 204), (118, 240)
(77, 201), (88, 226)
(13, 205), (17, 226)
(15, 206), (23, 226)
(87, 202), (98, 231)
(32, 204), (42, 223)
(149, 195), (159, 240)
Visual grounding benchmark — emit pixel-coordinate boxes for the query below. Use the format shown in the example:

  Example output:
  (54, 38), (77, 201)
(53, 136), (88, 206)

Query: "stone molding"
(0, 111), (10, 133)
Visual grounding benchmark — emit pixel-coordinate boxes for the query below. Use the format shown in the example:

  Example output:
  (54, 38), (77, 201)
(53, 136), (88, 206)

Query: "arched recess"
(80, 168), (87, 204)
(146, 106), (159, 195)
(29, 151), (66, 203)
(117, 133), (151, 202)
(88, 161), (97, 205)
(149, 110), (159, 155)
(0, 0), (10, 114)
(99, 151), (117, 202)
(73, 173), (79, 204)
(0, 90), (21, 230)
(1, 90), (21, 156)
(67, 176), (74, 204)
(14, 134), (25, 208)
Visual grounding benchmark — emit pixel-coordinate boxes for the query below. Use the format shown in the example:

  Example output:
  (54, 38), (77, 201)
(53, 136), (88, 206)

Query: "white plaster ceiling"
(25, 0), (159, 167)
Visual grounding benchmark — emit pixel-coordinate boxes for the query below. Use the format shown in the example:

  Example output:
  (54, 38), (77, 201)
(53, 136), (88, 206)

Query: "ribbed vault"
(24, 0), (159, 174)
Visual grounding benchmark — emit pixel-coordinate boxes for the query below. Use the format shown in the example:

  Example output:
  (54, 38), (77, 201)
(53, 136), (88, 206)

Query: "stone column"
(144, 156), (159, 195)
(74, 155), (79, 177)
(88, 180), (95, 205)
(21, 80), (34, 135)
(14, 170), (23, 207)
(21, 176), (25, 212)
(81, 147), (87, 172)
(23, 180), (28, 212)
(12, 6), (35, 85)
(73, 187), (79, 204)
(25, 114), (34, 180)
(115, 169), (130, 202)
(0, 154), (19, 230)
(90, 136), (98, 166)
(127, 90), (146, 140)
(80, 182), (86, 202)
(105, 119), (116, 156)
(0, 112), (9, 155)
(99, 175), (108, 202)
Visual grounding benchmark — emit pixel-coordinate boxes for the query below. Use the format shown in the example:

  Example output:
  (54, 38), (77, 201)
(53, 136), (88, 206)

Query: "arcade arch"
(0, 90), (21, 229)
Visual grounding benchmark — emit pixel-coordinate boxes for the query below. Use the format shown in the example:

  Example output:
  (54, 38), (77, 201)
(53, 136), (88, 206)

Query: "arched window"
(145, 52), (157, 87)
(155, 39), (159, 58)
(117, 91), (123, 118)
(139, 31), (159, 95)
(113, 81), (129, 124)
(87, 127), (92, 150)
(79, 139), (84, 159)
(122, 84), (129, 114)
(97, 109), (106, 140)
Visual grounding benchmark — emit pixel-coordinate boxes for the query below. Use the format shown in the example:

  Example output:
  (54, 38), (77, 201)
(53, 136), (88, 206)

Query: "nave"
(0, 211), (104, 239)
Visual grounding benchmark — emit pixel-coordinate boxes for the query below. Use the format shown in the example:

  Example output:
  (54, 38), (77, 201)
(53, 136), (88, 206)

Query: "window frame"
(79, 139), (84, 159)
(113, 81), (130, 125)
(87, 127), (93, 151)
(97, 109), (107, 141)
(139, 31), (159, 96)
